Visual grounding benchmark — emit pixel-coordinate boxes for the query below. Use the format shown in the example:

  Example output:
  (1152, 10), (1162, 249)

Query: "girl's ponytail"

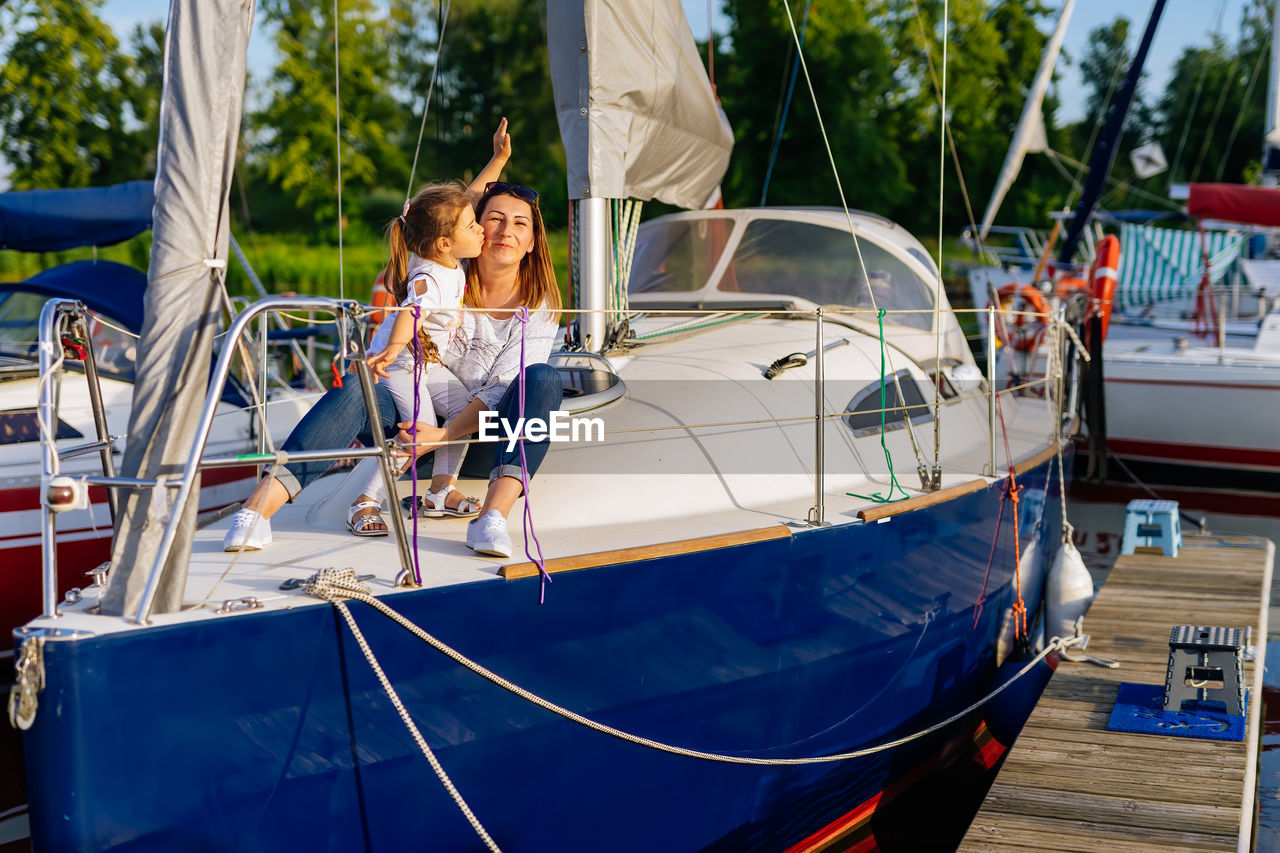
(386, 218), (412, 305)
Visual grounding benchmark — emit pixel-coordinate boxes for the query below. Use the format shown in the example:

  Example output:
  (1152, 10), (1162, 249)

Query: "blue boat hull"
(21, 455), (1064, 851)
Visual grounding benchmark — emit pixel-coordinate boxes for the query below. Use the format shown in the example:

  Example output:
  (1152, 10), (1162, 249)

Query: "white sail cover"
(547, 0), (733, 207)
(101, 0), (254, 616)
(978, 0), (1075, 240)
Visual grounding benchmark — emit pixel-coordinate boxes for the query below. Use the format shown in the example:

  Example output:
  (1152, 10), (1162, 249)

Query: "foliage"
(1157, 0), (1273, 186)
(401, 0), (569, 227)
(2, 0), (1276, 271)
(252, 0), (403, 225)
(0, 0), (135, 188)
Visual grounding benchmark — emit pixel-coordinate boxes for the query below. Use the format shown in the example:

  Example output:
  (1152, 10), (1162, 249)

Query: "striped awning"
(1116, 223), (1244, 309)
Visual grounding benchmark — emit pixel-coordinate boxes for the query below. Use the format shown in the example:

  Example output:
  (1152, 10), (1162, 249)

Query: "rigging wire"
(333, 0), (344, 305)
(1190, 36), (1243, 182)
(910, 0), (985, 260)
(1215, 33), (1270, 181)
(1168, 0), (1225, 184)
(760, 0), (813, 206)
(405, 0), (453, 201)
(776, 0), (934, 484)
(1068, 46), (1127, 211)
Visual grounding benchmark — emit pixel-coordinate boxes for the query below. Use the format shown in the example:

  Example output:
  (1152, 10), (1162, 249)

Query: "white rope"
(307, 570), (500, 852)
(305, 568), (1086, 768)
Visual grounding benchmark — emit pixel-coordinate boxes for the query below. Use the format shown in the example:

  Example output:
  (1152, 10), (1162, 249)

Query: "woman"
(223, 164), (563, 559)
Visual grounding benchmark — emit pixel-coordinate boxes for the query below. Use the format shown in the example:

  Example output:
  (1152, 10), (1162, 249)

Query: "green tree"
(0, 0), (133, 188)
(399, 0), (569, 227)
(1159, 0), (1272, 186)
(718, 0), (912, 222)
(253, 0), (403, 227)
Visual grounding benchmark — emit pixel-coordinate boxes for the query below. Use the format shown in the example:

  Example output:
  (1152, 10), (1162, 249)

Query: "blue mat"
(1106, 682), (1247, 742)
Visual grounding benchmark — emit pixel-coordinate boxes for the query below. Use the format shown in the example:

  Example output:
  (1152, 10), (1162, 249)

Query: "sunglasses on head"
(484, 182), (539, 203)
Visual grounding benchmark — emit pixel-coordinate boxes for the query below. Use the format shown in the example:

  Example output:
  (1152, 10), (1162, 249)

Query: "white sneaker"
(466, 510), (512, 558)
(223, 509), (272, 552)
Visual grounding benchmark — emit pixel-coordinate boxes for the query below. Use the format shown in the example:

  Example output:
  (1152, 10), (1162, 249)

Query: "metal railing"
(34, 298), (1082, 624)
(36, 297), (416, 624)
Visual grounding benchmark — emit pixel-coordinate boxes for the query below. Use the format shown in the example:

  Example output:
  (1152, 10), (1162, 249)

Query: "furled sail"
(978, 0), (1075, 240)
(547, 0), (733, 208)
(101, 0), (255, 617)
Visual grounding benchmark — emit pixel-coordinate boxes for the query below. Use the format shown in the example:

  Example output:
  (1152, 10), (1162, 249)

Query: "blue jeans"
(270, 380), (399, 499)
(271, 363), (564, 498)
(419, 362), (565, 485)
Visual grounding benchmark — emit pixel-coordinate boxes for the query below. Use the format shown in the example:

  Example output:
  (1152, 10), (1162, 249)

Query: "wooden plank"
(856, 477), (989, 522)
(957, 534), (1274, 852)
(500, 524), (792, 579)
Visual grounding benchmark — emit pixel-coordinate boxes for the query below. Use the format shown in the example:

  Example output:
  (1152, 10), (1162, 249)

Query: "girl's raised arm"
(465, 117), (511, 207)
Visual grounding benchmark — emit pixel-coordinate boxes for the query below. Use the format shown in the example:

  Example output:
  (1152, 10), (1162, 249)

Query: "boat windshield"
(630, 216), (735, 294)
(718, 219), (934, 330)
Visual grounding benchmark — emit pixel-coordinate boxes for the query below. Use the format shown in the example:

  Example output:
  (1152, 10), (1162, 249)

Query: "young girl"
(347, 182), (486, 535)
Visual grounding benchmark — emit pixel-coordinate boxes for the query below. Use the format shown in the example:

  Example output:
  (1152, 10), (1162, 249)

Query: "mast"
(1264, 0), (1280, 186)
(1058, 0), (1168, 265)
(978, 0), (1076, 241)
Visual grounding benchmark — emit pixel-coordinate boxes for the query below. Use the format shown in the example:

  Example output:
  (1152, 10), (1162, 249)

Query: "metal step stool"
(1121, 498), (1182, 557)
(1163, 625), (1244, 716)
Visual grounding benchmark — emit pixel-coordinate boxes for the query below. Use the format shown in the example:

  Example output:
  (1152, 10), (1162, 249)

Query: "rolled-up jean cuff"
(266, 464), (303, 501)
(491, 464), (524, 484)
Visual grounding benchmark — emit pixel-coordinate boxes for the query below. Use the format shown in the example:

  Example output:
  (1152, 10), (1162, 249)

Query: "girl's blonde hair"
(387, 181), (470, 364)
(465, 186), (563, 315)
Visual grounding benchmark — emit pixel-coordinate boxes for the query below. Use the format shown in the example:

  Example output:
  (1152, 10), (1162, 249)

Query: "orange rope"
(995, 394), (1028, 638)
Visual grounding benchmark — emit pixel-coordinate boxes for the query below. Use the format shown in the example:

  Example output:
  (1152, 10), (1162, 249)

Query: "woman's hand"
(493, 117), (511, 160)
(399, 422), (447, 456)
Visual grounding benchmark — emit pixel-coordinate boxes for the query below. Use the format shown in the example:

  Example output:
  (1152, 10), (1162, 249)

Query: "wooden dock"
(958, 532), (1275, 852)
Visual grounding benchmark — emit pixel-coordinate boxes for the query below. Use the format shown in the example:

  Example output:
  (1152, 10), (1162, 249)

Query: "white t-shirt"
(368, 255), (466, 425)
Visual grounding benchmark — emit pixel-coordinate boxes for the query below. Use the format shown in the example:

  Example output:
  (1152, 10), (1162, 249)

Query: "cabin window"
(844, 371), (933, 436)
(0, 408), (82, 445)
(716, 220), (935, 330)
(630, 217), (735, 293)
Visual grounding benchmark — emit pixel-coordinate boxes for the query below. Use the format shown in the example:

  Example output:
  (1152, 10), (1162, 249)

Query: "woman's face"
(478, 194), (536, 266)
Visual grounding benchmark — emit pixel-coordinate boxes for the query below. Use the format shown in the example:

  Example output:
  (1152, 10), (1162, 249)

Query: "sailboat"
(11, 1), (1079, 849)
(969, 0), (1280, 503)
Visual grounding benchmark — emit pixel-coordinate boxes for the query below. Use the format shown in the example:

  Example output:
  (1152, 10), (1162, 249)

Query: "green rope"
(848, 308), (910, 504)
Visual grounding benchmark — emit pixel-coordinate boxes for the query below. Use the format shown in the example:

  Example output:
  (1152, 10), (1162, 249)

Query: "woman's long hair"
(386, 182), (469, 363)
(465, 187), (563, 316)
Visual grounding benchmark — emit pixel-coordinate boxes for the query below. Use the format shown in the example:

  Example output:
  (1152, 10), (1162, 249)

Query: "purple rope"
(408, 304), (423, 585)
(515, 306), (550, 603)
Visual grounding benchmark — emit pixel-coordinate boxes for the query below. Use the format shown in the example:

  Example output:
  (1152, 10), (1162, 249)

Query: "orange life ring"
(370, 265), (393, 325)
(1087, 235), (1119, 341)
(994, 283), (1051, 352)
